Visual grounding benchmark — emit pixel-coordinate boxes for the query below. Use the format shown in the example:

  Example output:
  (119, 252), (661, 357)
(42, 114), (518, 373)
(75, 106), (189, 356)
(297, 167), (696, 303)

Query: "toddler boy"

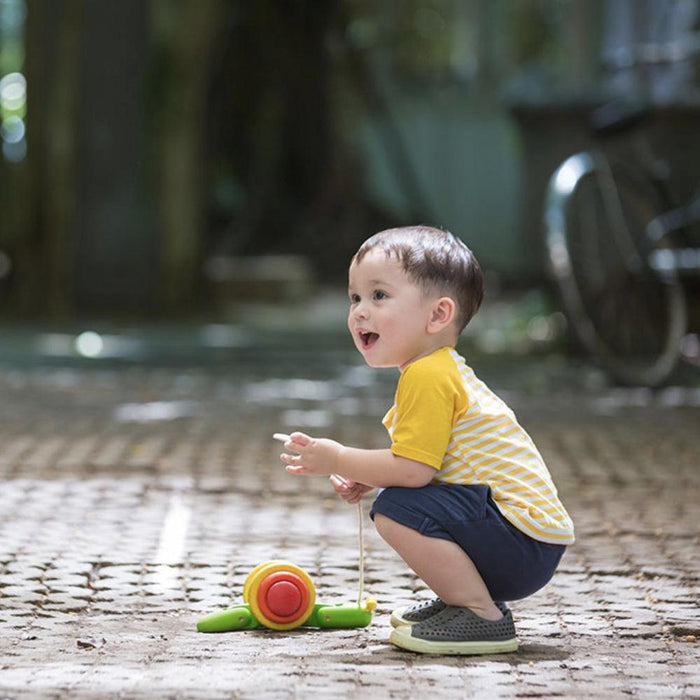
(279, 225), (574, 654)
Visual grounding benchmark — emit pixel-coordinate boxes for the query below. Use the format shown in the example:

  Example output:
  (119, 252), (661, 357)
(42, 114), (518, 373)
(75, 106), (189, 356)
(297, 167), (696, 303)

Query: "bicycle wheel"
(544, 151), (687, 386)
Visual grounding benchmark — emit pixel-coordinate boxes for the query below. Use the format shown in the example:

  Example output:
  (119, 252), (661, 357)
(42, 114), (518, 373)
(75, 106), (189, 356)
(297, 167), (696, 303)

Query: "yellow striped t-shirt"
(383, 346), (574, 545)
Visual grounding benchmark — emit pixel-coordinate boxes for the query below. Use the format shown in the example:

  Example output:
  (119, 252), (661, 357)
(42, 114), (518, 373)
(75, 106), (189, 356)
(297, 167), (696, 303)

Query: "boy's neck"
(399, 334), (457, 372)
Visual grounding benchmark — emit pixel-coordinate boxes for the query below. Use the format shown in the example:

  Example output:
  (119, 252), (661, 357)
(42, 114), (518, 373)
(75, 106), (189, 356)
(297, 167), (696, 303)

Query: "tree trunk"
(154, 0), (225, 311)
(44, 0), (82, 316)
(6, 0), (82, 317)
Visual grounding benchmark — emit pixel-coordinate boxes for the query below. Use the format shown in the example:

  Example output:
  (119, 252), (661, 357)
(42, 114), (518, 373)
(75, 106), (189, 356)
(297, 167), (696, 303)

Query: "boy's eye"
(349, 293), (361, 304)
(373, 290), (387, 301)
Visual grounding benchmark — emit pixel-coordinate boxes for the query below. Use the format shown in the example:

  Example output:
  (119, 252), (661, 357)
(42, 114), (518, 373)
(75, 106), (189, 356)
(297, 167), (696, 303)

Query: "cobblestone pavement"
(0, 337), (698, 698)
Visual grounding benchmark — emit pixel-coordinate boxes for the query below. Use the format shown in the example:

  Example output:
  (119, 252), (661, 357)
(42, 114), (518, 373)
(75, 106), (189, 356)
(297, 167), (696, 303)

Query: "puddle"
(113, 401), (200, 423)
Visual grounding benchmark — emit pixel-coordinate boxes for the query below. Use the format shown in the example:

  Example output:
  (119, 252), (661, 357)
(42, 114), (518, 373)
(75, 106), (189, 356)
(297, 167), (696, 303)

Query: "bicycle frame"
(646, 193), (700, 274)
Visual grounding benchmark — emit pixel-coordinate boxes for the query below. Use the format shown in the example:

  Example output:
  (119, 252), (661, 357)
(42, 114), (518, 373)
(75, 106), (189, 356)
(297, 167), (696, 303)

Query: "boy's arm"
(280, 432), (434, 488)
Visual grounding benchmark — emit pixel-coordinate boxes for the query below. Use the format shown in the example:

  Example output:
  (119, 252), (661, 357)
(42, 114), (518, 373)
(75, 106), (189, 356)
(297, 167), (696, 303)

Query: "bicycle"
(543, 99), (700, 386)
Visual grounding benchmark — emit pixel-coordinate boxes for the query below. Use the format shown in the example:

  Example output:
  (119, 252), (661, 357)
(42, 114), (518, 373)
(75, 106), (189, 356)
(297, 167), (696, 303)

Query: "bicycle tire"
(544, 151), (687, 386)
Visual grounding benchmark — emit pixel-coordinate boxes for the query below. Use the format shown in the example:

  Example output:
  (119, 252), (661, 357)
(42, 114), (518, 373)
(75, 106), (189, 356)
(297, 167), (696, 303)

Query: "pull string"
(273, 435), (367, 606)
(356, 500), (364, 606)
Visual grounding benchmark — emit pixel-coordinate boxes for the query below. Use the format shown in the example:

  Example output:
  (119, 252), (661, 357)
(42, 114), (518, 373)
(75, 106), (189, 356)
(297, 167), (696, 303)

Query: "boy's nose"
(352, 303), (369, 321)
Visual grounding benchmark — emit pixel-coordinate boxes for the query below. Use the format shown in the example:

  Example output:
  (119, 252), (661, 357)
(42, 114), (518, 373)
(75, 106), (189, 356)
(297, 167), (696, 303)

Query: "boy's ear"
(427, 297), (456, 334)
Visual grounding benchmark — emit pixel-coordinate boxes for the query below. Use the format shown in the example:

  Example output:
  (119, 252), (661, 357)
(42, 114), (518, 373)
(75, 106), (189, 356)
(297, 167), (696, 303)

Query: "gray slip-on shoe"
(390, 598), (509, 628)
(390, 604), (518, 655)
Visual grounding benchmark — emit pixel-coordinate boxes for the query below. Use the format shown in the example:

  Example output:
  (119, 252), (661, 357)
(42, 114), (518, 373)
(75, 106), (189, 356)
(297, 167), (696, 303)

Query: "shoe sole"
(389, 627), (518, 655)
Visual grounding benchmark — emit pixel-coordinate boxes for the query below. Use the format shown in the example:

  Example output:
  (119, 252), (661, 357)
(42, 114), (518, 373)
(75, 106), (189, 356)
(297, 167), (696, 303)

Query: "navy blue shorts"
(369, 483), (566, 602)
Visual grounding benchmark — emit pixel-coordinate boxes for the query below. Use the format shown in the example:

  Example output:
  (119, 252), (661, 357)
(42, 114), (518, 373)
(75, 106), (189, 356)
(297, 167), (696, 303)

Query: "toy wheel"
(243, 560), (285, 604)
(246, 562), (316, 630)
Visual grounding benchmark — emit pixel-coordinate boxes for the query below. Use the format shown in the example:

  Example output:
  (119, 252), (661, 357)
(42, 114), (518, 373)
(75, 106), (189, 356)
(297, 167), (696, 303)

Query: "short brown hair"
(352, 225), (484, 332)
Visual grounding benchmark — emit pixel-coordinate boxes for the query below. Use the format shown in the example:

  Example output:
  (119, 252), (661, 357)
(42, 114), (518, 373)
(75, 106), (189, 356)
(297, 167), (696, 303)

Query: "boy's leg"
(374, 513), (503, 621)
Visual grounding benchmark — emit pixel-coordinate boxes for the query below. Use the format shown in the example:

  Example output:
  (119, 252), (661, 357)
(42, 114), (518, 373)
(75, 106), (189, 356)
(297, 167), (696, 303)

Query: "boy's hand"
(329, 474), (374, 504)
(279, 431), (341, 477)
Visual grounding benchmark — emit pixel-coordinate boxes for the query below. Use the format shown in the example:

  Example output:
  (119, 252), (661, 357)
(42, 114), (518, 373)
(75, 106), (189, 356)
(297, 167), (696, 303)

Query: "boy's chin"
(361, 355), (395, 369)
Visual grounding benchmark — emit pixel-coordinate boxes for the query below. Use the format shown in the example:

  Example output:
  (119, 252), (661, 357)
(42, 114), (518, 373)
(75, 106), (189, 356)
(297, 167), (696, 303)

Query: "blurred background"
(0, 0), (699, 379)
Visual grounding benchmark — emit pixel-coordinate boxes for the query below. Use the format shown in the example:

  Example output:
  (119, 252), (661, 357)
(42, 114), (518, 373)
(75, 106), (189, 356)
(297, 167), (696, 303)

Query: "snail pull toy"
(196, 434), (376, 633)
(196, 560), (376, 632)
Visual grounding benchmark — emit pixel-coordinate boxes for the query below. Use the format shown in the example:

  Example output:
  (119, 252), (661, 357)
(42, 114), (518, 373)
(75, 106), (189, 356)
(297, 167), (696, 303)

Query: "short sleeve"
(390, 360), (456, 469)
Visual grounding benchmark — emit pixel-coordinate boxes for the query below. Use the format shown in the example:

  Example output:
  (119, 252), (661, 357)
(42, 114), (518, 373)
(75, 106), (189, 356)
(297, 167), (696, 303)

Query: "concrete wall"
(360, 97), (527, 281)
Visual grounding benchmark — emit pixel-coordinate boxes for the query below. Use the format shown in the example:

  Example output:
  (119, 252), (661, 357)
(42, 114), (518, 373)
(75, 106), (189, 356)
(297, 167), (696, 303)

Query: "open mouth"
(360, 331), (379, 350)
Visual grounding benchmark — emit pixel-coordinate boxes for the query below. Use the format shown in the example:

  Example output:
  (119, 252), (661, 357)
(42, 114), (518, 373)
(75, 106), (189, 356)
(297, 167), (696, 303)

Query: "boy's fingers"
(329, 474), (348, 490)
(273, 432), (309, 451)
(284, 464), (307, 475)
(289, 431), (311, 446)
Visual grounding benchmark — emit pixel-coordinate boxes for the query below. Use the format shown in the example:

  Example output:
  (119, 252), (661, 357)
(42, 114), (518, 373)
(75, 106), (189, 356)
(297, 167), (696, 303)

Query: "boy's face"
(347, 248), (440, 371)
